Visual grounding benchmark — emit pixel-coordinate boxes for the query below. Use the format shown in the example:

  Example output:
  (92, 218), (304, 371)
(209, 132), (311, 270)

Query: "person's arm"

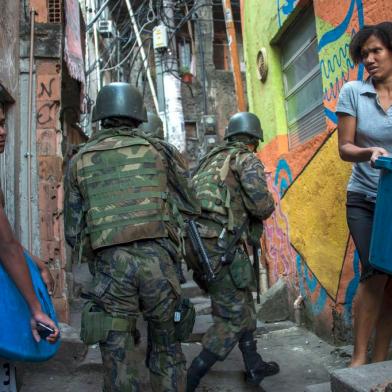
(336, 82), (388, 166)
(337, 113), (388, 165)
(29, 253), (54, 295)
(0, 205), (59, 342)
(238, 153), (275, 221)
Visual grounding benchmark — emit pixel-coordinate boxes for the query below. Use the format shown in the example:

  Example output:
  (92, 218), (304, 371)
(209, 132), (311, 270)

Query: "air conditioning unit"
(98, 20), (113, 38)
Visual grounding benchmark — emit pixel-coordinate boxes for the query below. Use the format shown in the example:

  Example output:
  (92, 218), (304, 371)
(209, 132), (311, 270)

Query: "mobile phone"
(36, 322), (55, 339)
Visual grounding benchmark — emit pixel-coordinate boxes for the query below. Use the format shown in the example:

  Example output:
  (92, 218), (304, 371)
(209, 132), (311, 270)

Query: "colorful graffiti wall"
(242, 0), (392, 341)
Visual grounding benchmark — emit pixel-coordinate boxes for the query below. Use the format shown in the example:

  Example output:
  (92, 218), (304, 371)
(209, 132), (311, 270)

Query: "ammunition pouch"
(80, 302), (136, 345)
(149, 298), (196, 346)
(229, 248), (256, 290)
(174, 298), (196, 342)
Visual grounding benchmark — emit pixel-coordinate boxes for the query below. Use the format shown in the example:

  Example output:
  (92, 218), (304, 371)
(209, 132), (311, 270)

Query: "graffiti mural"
(243, 0), (392, 339)
(264, 172), (296, 283)
(277, 0), (300, 27)
(318, 0), (365, 124)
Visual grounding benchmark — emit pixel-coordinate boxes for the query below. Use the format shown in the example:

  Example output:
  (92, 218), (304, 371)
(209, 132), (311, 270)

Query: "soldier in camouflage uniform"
(185, 112), (279, 391)
(64, 83), (199, 392)
(139, 112), (188, 284)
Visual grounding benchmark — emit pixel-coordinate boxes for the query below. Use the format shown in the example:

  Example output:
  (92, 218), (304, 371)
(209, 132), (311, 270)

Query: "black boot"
(239, 331), (280, 386)
(186, 349), (218, 392)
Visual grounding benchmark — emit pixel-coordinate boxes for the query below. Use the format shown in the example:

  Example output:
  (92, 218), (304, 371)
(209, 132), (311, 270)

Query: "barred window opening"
(48, 0), (62, 24)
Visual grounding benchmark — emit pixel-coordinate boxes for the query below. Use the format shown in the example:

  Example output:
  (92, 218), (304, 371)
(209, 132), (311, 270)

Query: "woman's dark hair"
(350, 22), (392, 64)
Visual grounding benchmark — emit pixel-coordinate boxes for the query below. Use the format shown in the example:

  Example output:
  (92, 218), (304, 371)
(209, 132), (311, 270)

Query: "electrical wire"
(86, 0), (111, 31)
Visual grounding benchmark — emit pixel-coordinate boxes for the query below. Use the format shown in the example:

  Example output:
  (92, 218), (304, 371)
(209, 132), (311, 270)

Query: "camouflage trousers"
(198, 241), (257, 360)
(88, 239), (186, 392)
(202, 266), (257, 359)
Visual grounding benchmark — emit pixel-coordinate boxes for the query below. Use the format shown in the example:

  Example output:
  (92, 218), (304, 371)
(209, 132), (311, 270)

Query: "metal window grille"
(48, 0), (62, 24)
(280, 8), (325, 149)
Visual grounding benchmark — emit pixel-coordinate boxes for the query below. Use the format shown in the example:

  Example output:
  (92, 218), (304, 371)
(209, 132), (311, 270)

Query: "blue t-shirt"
(336, 79), (392, 198)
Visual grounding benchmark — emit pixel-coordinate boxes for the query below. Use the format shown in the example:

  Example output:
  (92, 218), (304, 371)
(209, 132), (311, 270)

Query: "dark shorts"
(346, 191), (386, 281)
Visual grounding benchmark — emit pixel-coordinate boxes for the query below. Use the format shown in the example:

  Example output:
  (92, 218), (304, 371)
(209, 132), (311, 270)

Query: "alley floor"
(19, 319), (350, 392)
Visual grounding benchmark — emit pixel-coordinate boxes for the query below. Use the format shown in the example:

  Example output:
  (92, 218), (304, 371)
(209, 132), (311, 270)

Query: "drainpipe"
(259, 261), (269, 293)
(27, 8), (36, 253)
(294, 295), (304, 326)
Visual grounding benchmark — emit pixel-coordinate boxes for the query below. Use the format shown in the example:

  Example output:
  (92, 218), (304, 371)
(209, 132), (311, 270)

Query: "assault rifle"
(187, 220), (216, 282)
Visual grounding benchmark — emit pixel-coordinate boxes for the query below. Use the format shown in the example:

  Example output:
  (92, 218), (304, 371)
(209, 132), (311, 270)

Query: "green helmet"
(92, 82), (147, 123)
(139, 112), (164, 139)
(224, 112), (264, 142)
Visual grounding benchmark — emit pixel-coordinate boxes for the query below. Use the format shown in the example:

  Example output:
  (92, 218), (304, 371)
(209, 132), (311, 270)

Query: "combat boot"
(186, 349), (218, 392)
(239, 331), (280, 385)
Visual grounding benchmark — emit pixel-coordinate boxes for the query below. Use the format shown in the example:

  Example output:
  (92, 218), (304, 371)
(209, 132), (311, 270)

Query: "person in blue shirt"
(337, 22), (392, 367)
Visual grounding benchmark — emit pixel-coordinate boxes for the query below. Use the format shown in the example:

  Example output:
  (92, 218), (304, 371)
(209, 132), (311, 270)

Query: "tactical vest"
(76, 131), (169, 250)
(192, 144), (249, 235)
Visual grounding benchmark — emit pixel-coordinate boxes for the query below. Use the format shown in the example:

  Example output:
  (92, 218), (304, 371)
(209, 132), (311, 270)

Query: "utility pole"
(125, 0), (159, 113)
(91, 0), (101, 90)
(152, 26), (166, 118)
(157, 0), (186, 152)
(222, 0), (246, 111)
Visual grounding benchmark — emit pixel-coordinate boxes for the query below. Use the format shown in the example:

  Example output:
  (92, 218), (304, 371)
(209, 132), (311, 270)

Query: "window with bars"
(48, 0), (62, 24)
(280, 8), (325, 149)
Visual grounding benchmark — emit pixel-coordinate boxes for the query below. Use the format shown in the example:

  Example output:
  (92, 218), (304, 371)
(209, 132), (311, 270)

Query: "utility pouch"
(174, 298), (196, 342)
(229, 248), (256, 290)
(80, 302), (107, 345)
(80, 302), (136, 345)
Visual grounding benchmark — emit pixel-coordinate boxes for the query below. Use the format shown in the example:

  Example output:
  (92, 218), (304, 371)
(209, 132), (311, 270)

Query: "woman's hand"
(370, 147), (389, 167)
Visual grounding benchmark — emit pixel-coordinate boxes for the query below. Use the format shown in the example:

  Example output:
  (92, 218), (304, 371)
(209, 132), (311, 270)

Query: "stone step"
(181, 280), (204, 298)
(191, 295), (211, 315)
(330, 361), (392, 392)
(304, 382), (332, 392)
(189, 316), (296, 343)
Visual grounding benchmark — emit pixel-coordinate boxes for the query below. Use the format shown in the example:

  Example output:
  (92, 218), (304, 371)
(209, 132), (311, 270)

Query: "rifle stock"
(187, 220), (216, 282)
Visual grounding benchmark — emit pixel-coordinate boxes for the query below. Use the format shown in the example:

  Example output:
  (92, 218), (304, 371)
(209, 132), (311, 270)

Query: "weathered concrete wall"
(26, 0), (69, 322)
(0, 0), (20, 230)
(242, 0), (392, 342)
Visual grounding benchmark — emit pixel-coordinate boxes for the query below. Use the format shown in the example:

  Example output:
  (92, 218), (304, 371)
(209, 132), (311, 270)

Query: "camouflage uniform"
(65, 127), (198, 392)
(185, 139), (277, 391)
(189, 141), (275, 359)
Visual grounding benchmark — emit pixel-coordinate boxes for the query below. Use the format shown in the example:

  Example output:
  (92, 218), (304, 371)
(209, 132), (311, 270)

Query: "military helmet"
(92, 82), (147, 123)
(139, 112), (164, 139)
(224, 112), (264, 142)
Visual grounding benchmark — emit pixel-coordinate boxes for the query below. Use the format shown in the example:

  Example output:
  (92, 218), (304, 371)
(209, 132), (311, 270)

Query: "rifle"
(253, 246), (261, 304)
(187, 220), (216, 282)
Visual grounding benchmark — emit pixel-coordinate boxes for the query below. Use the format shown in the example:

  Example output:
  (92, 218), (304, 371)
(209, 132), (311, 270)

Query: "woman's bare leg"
(350, 275), (388, 367)
(372, 278), (392, 363)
